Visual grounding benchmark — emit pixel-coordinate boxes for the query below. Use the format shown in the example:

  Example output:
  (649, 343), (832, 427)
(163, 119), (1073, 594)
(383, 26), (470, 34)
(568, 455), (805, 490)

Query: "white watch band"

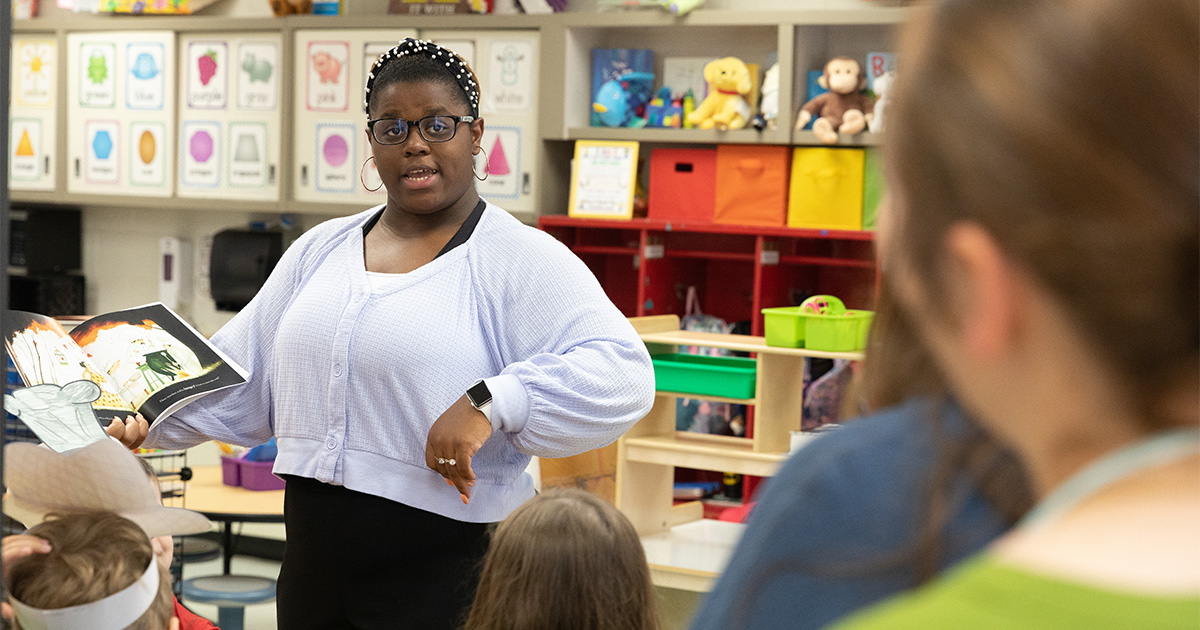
(477, 401), (492, 422)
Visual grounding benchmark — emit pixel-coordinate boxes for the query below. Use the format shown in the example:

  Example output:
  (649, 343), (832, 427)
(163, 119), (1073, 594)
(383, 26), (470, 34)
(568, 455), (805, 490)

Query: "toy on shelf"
(593, 72), (655, 127)
(597, 0), (704, 16)
(686, 57), (752, 131)
(645, 87), (684, 128)
(868, 71), (894, 133)
(754, 62), (780, 131)
(795, 57), (876, 144)
(269, 0), (313, 15)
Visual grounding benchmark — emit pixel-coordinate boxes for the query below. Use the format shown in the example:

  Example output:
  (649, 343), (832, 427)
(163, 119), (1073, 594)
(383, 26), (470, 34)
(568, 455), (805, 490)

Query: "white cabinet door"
(292, 29), (415, 206)
(10, 35), (57, 192)
(420, 30), (540, 218)
(66, 31), (175, 196)
(177, 32), (283, 201)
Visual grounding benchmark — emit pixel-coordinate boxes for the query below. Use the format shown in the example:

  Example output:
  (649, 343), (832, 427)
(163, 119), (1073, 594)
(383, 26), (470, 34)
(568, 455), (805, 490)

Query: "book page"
(69, 302), (247, 426)
(4, 310), (135, 421)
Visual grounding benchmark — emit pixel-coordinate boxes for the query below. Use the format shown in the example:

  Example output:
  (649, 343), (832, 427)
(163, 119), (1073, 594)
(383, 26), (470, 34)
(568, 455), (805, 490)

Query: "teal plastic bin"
(651, 354), (757, 399)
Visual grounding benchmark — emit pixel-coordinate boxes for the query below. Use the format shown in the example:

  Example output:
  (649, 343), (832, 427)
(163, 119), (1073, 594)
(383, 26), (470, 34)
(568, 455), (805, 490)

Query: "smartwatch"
(466, 380), (493, 423)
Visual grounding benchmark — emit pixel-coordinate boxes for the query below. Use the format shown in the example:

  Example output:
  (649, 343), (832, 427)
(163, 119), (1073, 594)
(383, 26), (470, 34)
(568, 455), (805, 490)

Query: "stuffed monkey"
(795, 57), (876, 144)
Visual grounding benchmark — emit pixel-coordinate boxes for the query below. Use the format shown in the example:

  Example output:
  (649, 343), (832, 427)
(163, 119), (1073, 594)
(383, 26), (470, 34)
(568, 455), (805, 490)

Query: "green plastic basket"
(805, 310), (874, 352)
(761, 307), (806, 348)
(651, 353), (757, 399)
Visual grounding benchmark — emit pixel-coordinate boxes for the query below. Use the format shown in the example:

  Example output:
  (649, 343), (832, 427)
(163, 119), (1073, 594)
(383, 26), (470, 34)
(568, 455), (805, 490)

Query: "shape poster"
(476, 126), (521, 201)
(237, 41), (278, 110)
(487, 40), (534, 115)
(228, 122), (268, 187)
(187, 41), (229, 109)
(314, 123), (356, 193)
(78, 41), (116, 108)
(10, 119), (43, 182)
(129, 121), (167, 187)
(306, 41), (349, 112)
(125, 42), (166, 110)
(14, 39), (55, 108)
(181, 121), (221, 187)
(85, 120), (120, 184)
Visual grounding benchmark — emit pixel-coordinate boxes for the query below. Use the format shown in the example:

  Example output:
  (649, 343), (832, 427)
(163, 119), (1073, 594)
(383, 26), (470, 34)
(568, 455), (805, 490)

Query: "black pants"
(276, 476), (492, 630)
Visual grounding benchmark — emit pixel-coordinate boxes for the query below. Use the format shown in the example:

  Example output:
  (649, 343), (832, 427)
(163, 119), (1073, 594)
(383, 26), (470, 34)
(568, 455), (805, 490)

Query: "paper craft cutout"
(3, 439), (212, 537)
(4, 381), (109, 452)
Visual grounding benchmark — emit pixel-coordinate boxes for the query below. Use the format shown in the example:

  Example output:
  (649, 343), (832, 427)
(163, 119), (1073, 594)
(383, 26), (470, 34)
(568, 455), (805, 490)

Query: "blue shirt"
(689, 397), (1014, 630)
(146, 203), (656, 523)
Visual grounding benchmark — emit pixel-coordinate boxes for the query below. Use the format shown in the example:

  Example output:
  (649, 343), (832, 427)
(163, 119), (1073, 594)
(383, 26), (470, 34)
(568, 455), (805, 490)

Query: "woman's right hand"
(105, 414), (149, 449)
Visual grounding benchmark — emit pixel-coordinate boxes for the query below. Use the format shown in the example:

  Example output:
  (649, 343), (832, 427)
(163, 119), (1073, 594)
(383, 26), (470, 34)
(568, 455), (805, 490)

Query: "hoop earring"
(360, 156), (382, 192)
(473, 147), (489, 182)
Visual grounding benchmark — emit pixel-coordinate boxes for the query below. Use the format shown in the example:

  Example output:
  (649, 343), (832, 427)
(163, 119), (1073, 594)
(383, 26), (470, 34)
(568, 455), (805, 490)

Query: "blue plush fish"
(592, 71), (655, 127)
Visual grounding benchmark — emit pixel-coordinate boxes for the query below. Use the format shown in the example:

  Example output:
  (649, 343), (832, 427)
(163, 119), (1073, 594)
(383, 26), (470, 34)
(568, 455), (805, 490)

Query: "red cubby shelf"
(538, 216), (880, 336)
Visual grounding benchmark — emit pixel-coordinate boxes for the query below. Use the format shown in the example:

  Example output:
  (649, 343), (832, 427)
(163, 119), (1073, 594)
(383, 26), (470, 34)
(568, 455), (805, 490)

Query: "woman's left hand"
(425, 395), (493, 503)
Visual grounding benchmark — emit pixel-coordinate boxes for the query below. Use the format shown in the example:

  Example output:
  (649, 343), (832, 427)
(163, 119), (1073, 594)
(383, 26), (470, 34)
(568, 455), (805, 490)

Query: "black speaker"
(9, 274), (85, 316)
(209, 229), (283, 312)
(10, 208), (81, 273)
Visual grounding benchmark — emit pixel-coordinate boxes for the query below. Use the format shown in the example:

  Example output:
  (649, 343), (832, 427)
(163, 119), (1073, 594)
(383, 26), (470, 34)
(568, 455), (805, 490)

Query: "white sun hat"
(3, 438), (211, 537)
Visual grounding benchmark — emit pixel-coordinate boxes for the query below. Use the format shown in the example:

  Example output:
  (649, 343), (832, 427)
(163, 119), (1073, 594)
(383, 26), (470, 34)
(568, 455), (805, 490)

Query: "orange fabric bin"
(713, 145), (791, 226)
(787, 147), (865, 231)
(649, 148), (718, 223)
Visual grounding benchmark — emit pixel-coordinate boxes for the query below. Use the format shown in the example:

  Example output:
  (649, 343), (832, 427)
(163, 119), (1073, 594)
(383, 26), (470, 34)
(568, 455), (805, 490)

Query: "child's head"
(883, 0), (1198, 435)
(465, 489), (659, 630)
(5, 511), (176, 630)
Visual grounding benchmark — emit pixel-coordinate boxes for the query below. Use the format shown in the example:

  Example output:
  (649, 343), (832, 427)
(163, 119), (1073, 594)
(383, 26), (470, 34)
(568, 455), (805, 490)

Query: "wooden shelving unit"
(618, 315), (863, 591)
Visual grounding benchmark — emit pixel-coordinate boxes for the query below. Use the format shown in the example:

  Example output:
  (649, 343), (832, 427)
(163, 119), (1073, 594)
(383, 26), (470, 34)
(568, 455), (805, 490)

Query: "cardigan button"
(333, 364), (343, 377)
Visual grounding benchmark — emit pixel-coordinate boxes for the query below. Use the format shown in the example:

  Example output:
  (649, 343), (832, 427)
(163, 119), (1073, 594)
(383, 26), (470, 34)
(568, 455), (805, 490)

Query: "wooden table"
(183, 465), (285, 574)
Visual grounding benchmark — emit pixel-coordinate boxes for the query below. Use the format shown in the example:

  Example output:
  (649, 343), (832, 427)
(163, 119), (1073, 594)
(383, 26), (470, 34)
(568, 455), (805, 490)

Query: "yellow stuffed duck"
(686, 57), (752, 131)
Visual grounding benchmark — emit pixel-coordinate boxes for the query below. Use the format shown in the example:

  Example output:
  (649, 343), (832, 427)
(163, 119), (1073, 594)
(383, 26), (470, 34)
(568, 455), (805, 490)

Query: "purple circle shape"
(190, 130), (214, 163)
(323, 134), (349, 167)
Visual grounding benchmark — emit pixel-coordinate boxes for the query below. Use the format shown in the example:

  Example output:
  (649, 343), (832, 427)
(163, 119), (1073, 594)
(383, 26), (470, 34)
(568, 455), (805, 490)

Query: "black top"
(362, 199), (487, 259)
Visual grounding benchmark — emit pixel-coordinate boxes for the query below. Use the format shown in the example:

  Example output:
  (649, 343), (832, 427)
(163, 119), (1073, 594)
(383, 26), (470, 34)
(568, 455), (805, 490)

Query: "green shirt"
(830, 554), (1200, 630)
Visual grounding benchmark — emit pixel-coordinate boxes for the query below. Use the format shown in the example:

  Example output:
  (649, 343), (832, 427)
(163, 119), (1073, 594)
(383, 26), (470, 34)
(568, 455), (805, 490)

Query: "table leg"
(222, 521), (233, 575)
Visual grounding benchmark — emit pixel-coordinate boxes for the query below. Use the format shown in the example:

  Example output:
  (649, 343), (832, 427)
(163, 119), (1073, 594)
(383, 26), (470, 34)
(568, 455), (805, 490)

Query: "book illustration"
(4, 381), (110, 452)
(4, 303), (248, 436)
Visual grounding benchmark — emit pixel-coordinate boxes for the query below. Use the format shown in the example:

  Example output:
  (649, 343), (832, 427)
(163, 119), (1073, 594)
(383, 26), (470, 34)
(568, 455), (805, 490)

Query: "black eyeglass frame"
(366, 115), (477, 145)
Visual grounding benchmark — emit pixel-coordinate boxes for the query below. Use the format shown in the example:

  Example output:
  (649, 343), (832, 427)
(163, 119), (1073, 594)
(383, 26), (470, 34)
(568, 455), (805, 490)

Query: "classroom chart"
(10, 36), (58, 191)
(66, 31), (176, 197)
(291, 29), (416, 205)
(422, 30), (540, 216)
(177, 33), (283, 201)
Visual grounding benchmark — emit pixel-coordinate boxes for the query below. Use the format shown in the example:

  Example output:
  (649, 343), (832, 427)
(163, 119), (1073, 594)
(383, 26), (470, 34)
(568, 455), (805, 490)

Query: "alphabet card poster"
(10, 36), (57, 190)
(292, 29), (415, 205)
(67, 31), (175, 196)
(423, 30), (541, 216)
(177, 33), (282, 201)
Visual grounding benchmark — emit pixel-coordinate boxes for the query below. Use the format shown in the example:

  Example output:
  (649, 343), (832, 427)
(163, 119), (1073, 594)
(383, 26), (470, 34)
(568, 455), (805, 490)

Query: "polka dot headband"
(364, 38), (480, 119)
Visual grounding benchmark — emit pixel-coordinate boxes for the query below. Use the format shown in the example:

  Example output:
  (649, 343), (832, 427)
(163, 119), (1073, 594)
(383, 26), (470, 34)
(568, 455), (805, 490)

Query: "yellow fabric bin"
(787, 147), (865, 231)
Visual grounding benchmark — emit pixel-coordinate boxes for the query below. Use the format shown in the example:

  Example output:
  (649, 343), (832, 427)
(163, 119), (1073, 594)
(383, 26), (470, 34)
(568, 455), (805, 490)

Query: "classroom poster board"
(67, 31), (176, 197)
(177, 33), (283, 201)
(568, 140), (638, 220)
(292, 29), (415, 205)
(10, 35), (58, 191)
(421, 30), (540, 216)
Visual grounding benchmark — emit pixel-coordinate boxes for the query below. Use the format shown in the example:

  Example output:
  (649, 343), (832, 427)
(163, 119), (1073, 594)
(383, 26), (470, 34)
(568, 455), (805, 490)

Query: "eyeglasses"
(366, 115), (475, 146)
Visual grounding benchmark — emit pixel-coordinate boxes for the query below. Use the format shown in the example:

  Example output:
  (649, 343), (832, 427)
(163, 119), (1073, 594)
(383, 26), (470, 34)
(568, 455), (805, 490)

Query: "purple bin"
(220, 456), (241, 487)
(238, 458), (286, 491)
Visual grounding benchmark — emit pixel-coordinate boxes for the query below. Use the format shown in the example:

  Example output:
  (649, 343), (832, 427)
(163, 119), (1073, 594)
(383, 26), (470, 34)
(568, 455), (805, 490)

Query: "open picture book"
(4, 302), (247, 451)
